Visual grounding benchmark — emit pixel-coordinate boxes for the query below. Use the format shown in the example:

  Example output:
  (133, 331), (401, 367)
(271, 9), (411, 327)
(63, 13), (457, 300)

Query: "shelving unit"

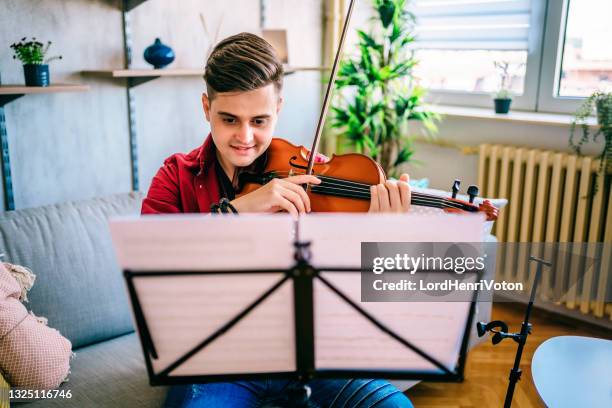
(0, 84), (90, 210)
(91, 0), (325, 191)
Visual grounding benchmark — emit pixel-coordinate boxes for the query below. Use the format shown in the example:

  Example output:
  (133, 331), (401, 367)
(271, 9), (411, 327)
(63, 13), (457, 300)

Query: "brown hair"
(204, 32), (284, 99)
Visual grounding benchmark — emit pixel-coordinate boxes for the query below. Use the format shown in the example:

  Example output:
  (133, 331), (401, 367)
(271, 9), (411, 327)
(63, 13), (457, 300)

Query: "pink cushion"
(0, 263), (72, 389)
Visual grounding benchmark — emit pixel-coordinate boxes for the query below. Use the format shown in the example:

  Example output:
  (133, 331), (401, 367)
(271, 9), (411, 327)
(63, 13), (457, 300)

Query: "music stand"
(121, 243), (481, 388)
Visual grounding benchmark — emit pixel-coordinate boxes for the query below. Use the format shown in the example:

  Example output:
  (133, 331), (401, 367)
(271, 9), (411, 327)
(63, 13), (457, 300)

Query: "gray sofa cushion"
(17, 333), (168, 407)
(0, 192), (143, 348)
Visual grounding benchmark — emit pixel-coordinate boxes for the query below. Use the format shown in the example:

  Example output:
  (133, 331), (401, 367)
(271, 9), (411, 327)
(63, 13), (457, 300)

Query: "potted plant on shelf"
(330, 0), (438, 177)
(10, 38), (62, 87)
(569, 91), (612, 194)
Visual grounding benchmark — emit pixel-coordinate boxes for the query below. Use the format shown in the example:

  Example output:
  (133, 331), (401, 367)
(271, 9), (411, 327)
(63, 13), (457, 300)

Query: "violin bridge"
(288, 169), (294, 177)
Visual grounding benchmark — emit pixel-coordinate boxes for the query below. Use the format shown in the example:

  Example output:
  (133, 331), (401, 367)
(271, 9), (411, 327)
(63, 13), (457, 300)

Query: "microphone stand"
(476, 255), (552, 408)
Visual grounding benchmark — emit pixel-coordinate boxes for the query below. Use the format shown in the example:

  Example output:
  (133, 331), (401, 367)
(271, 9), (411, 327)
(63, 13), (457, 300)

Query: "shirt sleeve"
(141, 161), (182, 214)
(314, 152), (329, 163)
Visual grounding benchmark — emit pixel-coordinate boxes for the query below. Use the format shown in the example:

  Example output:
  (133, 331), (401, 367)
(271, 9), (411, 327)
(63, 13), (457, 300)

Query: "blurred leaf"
(378, 0), (396, 28)
(393, 145), (414, 167)
(358, 30), (383, 52)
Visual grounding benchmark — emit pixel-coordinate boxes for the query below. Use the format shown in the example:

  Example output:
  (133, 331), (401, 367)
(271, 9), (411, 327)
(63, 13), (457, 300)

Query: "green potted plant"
(493, 61), (513, 114)
(569, 91), (612, 193)
(330, 0), (438, 177)
(10, 38), (62, 87)
(494, 89), (512, 114)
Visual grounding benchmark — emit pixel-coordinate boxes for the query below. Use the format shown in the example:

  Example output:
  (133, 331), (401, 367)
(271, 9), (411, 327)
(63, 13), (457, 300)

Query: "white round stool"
(532, 336), (612, 408)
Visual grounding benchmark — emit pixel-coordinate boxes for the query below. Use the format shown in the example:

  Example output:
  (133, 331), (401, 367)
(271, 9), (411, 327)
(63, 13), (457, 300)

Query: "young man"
(145, 33), (414, 407)
(142, 33), (412, 216)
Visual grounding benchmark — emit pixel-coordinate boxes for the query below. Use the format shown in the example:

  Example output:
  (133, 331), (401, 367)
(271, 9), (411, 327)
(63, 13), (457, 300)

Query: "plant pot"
(23, 64), (49, 87)
(494, 98), (512, 114)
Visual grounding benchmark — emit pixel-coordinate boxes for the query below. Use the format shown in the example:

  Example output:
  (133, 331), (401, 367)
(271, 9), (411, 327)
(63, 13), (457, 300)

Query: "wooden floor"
(405, 303), (611, 408)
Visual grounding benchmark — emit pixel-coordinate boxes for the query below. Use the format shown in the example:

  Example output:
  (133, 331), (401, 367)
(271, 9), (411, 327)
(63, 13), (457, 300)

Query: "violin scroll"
(479, 200), (499, 221)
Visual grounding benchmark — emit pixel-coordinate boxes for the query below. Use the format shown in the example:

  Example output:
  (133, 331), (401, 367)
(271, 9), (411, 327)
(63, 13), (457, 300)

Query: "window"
(407, 0), (612, 113)
(415, 50), (527, 94)
(538, 0), (612, 113)
(557, 0), (612, 97)
(411, 0), (532, 94)
(409, 0), (545, 110)
(349, 0), (610, 113)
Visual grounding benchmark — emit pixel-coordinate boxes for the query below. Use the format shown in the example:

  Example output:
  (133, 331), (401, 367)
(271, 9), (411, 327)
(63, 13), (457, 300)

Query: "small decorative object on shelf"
(10, 37), (62, 87)
(144, 38), (175, 69)
(569, 90), (611, 195)
(494, 89), (512, 114)
(492, 61), (522, 114)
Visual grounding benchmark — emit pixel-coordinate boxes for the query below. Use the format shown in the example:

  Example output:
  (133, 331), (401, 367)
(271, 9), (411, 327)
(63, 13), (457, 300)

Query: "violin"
(236, 138), (498, 220)
(237, 0), (498, 222)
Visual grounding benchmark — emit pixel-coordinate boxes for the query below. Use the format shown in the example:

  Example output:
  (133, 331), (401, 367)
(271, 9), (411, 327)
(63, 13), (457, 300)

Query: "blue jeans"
(164, 379), (413, 408)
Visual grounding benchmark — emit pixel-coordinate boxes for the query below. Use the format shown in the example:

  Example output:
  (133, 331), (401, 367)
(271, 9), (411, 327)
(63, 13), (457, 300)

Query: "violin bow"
(306, 0), (357, 176)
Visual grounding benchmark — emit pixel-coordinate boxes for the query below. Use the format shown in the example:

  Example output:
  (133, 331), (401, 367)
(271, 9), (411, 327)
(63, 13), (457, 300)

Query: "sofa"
(0, 191), (498, 407)
(0, 192), (168, 407)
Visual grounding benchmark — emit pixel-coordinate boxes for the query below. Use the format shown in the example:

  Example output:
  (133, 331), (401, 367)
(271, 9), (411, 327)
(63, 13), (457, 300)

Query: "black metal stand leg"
(502, 256), (550, 408)
(503, 319), (530, 408)
(477, 256), (551, 408)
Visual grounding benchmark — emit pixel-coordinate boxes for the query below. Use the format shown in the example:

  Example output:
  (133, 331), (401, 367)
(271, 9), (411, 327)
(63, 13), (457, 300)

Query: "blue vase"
(144, 38), (175, 69)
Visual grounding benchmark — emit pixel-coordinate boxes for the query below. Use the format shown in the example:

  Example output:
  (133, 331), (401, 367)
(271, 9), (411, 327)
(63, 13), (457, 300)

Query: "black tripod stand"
(476, 255), (551, 408)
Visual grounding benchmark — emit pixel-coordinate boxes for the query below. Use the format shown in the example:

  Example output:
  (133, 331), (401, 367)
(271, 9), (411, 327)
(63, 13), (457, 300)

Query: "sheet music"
(299, 213), (485, 267)
(134, 274), (296, 375)
(315, 272), (474, 371)
(109, 214), (295, 271)
(301, 214), (482, 371)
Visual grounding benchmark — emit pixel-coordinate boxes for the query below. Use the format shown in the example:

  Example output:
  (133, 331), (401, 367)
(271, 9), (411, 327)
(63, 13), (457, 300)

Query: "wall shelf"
(0, 84), (90, 106)
(82, 69), (204, 87)
(0, 83), (90, 211)
(83, 68), (204, 78)
(284, 66), (329, 75)
(82, 66), (329, 86)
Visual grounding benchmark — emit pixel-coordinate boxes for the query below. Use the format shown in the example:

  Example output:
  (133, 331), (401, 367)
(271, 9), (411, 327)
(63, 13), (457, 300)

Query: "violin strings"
(270, 171), (468, 210)
(310, 186), (449, 208)
(272, 170), (443, 198)
(310, 184), (457, 209)
(267, 171), (470, 211)
(310, 185), (465, 210)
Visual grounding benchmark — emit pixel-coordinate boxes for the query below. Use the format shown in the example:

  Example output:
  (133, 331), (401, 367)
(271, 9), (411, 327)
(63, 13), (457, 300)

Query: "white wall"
(0, 0), (324, 210)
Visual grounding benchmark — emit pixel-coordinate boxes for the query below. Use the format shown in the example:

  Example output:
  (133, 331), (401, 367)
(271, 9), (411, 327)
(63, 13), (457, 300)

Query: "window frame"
(421, 0), (596, 114)
(536, 0), (585, 113)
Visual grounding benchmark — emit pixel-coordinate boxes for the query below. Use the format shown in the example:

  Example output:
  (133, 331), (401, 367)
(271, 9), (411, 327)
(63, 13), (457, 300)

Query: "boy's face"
(202, 84), (282, 174)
